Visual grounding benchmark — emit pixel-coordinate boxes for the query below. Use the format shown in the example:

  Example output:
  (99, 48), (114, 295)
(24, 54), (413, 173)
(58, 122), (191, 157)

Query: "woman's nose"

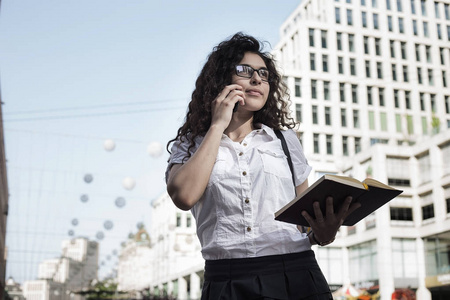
(250, 72), (262, 85)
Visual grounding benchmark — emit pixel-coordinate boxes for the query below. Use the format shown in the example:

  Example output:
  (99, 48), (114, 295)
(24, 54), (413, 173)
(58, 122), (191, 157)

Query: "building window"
(325, 107), (332, 125)
(394, 89), (400, 107)
(309, 28), (315, 47)
(342, 136), (349, 156)
(324, 81), (330, 100)
(367, 86), (373, 105)
(186, 214), (192, 227)
(369, 111), (375, 130)
(335, 7), (341, 24)
(437, 24), (442, 39)
(296, 103), (302, 122)
(428, 69), (434, 86)
(390, 208), (413, 221)
(421, 0), (427, 16)
(340, 83), (346, 102)
(442, 142), (450, 176)
(397, 0), (403, 11)
(386, 156), (411, 186)
(348, 34), (355, 52)
(431, 94), (436, 112)
(420, 93), (426, 110)
(411, 0), (416, 14)
(372, 0), (378, 7)
(372, 13), (379, 29)
(310, 53), (316, 71)
(312, 105), (318, 124)
(341, 108), (347, 127)
(445, 95), (450, 114)
(392, 64), (397, 81)
(316, 247), (344, 285)
(349, 241), (378, 282)
(401, 42), (407, 59)
(379, 88), (385, 106)
(337, 32), (343, 50)
(388, 15), (393, 31)
(390, 40), (396, 58)
(295, 77), (301, 97)
(375, 38), (381, 56)
(392, 239), (418, 280)
(398, 17), (404, 33)
(435, 1), (440, 18)
(176, 213), (182, 227)
(402, 99), (410, 114)
(321, 30), (328, 48)
(364, 36), (369, 54)
(352, 84), (358, 103)
(418, 67), (423, 84)
(425, 237), (450, 277)
(413, 20), (418, 35)
(311, 79), (317, 99)
(323, 55), (329, 72)
(380, 112), (388, 131)
(326, 135), (333, 154)
(403, 66), (409, 82)
(417, 152), (432, 184)
(443, 71), (448, 88)
(362, 11), (368, 27)
(386, 0), (391, 10)
(353, 109), (360, 128)
(355, 137), (361, 153)
(415, 44), (421, 61)
(338, 57), (344, 74)
(440, 47), (445, 65)
(365, 60), (371, 77)
(396, 113), (402, 132)
(347, 9), (353, 25)
(426, 45), (432, 63)
(423, 21), (429, 37)
(377, 62), (383, 79)
(422, 203), (435, 220)
(446, 4), (450, 20)
(350, 58), (356, 76)
(313, 133), (320, 153)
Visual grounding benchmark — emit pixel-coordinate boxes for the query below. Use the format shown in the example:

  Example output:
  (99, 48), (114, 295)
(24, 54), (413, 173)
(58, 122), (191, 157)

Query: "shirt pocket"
(208, 151), (232, 186)
(257, 146), (291, 179)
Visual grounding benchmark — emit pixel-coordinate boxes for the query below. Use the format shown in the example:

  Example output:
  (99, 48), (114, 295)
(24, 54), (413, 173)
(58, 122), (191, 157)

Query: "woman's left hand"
(301, 196), (361, 245)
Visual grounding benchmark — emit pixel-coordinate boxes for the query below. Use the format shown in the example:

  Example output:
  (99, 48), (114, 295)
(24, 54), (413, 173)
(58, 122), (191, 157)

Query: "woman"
(166, 32), (359, 300)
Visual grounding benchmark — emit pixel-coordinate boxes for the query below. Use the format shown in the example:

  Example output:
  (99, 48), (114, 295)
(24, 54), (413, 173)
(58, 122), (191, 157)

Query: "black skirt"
(201, 250), (333, 300)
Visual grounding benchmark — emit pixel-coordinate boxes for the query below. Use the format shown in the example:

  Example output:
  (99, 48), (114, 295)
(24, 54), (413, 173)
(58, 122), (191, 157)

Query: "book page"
(363, 178), (398, 190)
(325, 174), (366, 189)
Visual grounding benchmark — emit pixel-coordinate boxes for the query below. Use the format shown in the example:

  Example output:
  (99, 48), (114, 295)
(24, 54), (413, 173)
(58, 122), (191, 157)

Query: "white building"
(272, 0), (450, 299)
(147, 192), (204, 300)
(22, 238), (99, 300)
(117, 227), (153, 293)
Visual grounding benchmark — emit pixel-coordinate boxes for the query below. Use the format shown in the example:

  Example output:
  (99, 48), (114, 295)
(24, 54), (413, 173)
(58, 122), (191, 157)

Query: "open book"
(274, 174), (403, 226)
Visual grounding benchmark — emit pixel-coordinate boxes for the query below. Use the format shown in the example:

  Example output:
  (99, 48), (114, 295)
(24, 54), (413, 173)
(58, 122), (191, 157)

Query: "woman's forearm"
(166, 124), (224, 210)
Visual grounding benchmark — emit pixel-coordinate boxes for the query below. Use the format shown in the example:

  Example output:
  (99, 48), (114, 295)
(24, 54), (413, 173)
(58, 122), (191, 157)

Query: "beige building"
(22, 238), (99, 300)
(117, 227), (153, 293)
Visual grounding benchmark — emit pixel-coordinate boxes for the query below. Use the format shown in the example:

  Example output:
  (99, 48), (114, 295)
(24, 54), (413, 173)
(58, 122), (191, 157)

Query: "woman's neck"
(224, 114), (255, 143)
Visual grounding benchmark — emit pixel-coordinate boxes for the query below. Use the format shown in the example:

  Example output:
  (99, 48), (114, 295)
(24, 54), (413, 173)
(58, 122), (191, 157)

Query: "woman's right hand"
(211, 84), (245, 130)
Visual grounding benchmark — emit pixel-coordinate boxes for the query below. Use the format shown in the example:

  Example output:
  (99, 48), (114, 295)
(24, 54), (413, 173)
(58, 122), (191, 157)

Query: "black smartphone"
(233, 102), (239, 113)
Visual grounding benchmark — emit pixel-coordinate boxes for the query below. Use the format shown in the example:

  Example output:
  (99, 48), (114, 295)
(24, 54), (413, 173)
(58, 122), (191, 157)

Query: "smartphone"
(233, 102), (239, 113)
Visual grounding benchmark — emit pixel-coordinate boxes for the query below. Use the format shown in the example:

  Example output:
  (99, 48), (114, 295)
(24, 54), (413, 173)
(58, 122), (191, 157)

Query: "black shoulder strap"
(274, 129), (296, 196)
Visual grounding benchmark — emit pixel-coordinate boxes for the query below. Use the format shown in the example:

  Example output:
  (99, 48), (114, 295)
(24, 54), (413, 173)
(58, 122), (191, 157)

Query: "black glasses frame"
(235, 65), (270, 82)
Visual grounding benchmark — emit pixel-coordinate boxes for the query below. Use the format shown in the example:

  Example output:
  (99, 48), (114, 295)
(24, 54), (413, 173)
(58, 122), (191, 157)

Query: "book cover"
(274, 175), (403, 226)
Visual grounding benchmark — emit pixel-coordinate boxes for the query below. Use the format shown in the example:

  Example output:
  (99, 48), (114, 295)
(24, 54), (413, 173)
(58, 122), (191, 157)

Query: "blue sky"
(0, 0), (301, 282)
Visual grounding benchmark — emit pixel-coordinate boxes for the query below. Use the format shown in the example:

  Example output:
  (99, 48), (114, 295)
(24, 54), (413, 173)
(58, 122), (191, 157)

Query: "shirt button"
(243, 143), (248, 146)
(239, 152), (244, 156)
(247, 227), (252, 232)
(242, 171), (247, 176)
(245, 198), (250, 203)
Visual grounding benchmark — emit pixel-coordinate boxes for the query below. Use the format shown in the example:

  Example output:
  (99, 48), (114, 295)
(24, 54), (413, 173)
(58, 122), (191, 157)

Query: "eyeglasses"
(235, 65), (270, 82)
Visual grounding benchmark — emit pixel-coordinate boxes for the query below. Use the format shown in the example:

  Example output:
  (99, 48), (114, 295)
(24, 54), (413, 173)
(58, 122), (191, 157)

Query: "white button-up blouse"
(166, 124), (312, 260)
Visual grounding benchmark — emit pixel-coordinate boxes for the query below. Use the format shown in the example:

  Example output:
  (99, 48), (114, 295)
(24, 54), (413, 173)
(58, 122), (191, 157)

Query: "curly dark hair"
(167, 32), (296, 160)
